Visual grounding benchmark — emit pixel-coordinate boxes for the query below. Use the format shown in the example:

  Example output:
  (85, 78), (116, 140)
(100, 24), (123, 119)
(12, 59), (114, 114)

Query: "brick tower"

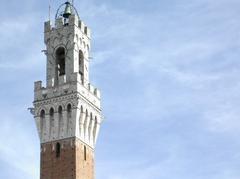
(32, 2), (102, 179)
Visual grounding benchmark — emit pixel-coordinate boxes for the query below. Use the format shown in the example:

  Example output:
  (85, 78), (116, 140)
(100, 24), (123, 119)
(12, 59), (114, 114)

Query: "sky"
(0, 0), (240, 178)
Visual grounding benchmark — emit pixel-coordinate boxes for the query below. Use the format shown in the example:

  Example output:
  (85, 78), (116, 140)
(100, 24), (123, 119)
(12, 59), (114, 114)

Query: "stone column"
(54, 113), (59, 140)
(62, 110), (68, 138)
(72, 108), (80, 137)
(79, 112), (86, 140)
(35, 116), (41, 140)
(84, 114), (90, 143)
(94, 123), (101, 145)
(44, 114), (50, 142)
(89, 118), (95, 146)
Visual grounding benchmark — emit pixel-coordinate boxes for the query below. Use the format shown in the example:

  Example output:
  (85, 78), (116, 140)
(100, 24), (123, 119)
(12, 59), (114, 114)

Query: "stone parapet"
(44, 15), (91, 39)
(34, 74), (101, 109)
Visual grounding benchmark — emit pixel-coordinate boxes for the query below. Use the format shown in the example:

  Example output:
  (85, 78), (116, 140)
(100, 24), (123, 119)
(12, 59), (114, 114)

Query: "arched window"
(50, 108), (54, 118)
(40, 110), (45, 117)
(56, 47), (65, 76)
(67, 104), (72, 115)
(79, 50), (84, 76)
(49, 108), (54, 137)
(40, 110), (45, 137)
(58, 106), (63, 114)
(56, 142), (61, 158)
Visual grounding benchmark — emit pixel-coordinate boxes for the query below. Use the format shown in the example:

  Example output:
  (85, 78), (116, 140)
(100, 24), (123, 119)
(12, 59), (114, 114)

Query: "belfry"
(32, 2), (102, 179)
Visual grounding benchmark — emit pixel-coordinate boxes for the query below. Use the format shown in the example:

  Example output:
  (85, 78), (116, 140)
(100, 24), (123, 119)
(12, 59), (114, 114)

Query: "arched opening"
(40, 110), (45, 117)
(58, 106), (63, 114)
(56, 142), (61, 158)
(49, 108), (54, 138)
(50, 108), (54, 116)
(40, 110), (45, 138)
(67, 104), (72, 114)
(56, 47), (66, 76)
(79, 50), (84, 83)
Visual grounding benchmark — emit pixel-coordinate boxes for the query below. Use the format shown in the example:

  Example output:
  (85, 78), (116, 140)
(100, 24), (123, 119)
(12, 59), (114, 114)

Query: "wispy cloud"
(1, 0), (240, 179)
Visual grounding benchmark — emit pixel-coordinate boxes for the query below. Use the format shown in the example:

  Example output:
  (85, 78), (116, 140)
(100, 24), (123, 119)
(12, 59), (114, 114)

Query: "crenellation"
(35, 80), (101, 103)
(55, 17), (64, 28)
(69, 14), (79, 26)
(78, 20), (91, 39)
(84, 26), (91, 38)
(79, 20), (85, 32)
(88, 83), (94, 94)
(44, 21), (51, 32)
(35, 81), (42, 91)
(94, 88), (101, 99)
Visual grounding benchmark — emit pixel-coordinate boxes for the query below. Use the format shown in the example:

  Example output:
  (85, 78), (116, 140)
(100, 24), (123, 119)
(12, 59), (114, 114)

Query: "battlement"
(34, 74), (101, 109)
(44, 15), (91, 39)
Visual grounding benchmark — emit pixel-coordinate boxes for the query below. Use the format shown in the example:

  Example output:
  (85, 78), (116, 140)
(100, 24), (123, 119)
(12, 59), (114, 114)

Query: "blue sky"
(0, 0), (240, 178)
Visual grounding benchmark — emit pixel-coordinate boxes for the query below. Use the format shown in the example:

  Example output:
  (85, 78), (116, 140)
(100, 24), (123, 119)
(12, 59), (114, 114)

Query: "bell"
(63, 2), (72, 18)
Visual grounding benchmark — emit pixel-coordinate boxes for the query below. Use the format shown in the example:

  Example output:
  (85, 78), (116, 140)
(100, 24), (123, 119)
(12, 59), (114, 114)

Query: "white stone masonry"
(33, 14), (102, 149)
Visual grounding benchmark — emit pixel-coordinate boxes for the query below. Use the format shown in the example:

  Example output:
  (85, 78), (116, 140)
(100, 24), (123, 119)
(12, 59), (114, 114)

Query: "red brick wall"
(40, 137), (94, 179)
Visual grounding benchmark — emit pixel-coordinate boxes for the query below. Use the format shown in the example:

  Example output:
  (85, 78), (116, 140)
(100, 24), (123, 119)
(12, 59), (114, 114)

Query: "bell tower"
(32, 2), (102, 179)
